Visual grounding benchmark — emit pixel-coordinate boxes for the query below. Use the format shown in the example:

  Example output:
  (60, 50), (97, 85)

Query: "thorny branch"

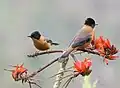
(27, 49), (100, 58)
(25, 49), (100, 88)
(27, 50), (63, 57)
(26, 49), (100, 79)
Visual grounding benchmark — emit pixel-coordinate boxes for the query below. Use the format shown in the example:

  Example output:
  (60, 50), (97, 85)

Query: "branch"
(27, 49), (100, 58)
(25, 49), (100, 81)
(27, 50), (63, 57)
(26, 49), (100, 78)
(27, 57), (59, 79)
(77, 49), (100, 56)
(62, 72), (80, 88)
(53, 58), (69, 88)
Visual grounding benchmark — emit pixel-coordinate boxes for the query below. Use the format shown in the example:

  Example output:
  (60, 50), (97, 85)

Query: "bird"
(28, 31), (59, 51)
(58, 17), (98, 62)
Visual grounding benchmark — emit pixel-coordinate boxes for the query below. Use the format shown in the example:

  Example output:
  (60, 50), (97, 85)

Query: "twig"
(62, 73), (80, 88)
(53, 58), (69, 88)
(62, 77), (72, 88)
(27, 50), (63, 57)
(50, 66), (73, 78)
(77, 49), (100, 55)
(56, 74), (74, 82)
(27, 57), (60, 79)
(70, 54), (77, 62)
(28, 81), (32, 88)
(50, 70), (73, 78)
(29, 81), (42, 88)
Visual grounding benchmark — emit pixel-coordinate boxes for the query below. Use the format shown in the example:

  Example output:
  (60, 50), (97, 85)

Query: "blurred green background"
(0, 0), (120, 88)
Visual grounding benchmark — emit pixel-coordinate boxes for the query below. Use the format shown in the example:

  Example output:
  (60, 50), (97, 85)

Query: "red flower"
(12, 70), (18, 81)
(74, 58), (92, 76)
(15, 64), (27, 74)
(84, 58), (92, 69)
(91, 36), (119, 65)
(6, 64), (28, 81)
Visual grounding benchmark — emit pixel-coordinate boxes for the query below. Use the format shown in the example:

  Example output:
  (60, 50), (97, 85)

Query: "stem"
(53, 58), (69, 88)
(27, 58), (59, 79)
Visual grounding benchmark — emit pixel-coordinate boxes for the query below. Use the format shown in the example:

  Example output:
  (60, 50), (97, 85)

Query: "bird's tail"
(47, 39), (59, 45)
(58, 47), (74, 62)
(51, 42), (59, 45)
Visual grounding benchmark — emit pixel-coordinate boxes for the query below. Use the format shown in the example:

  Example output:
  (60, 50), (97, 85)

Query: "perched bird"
(28, 31), (59, 51)
(59, 18), (98, 62)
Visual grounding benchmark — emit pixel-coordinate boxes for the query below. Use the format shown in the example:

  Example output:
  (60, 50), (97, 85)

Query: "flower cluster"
(4, 64), (42, 88)
(91, 36), (119, 65)
(74, 58), (92, 76)
(12, 64), (28, 81)
(6, 64), (28, 81)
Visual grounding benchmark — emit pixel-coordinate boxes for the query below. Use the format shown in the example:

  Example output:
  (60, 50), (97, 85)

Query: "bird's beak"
(27, 35), (31, 38)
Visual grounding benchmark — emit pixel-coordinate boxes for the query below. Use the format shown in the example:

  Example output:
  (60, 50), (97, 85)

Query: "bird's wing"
(71, 34), (92, 48)
(68, 28), (82, 47)
(41, 35), (51, 43)
(68, 26), (94, 48)
(45, 38), (59, 45)
(68, 26), (88, 47)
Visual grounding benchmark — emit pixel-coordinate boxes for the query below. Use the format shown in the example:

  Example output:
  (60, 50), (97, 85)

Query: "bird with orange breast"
(28, 31), (59, 51)
(59, 18), (98, 62)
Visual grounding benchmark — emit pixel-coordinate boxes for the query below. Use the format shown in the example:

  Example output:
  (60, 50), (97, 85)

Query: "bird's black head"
(28, 31), (41, 40)
(84, 18), (97, 28)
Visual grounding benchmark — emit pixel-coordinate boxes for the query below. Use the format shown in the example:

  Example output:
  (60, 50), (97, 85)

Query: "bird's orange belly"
(34, 42), (50, 51)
